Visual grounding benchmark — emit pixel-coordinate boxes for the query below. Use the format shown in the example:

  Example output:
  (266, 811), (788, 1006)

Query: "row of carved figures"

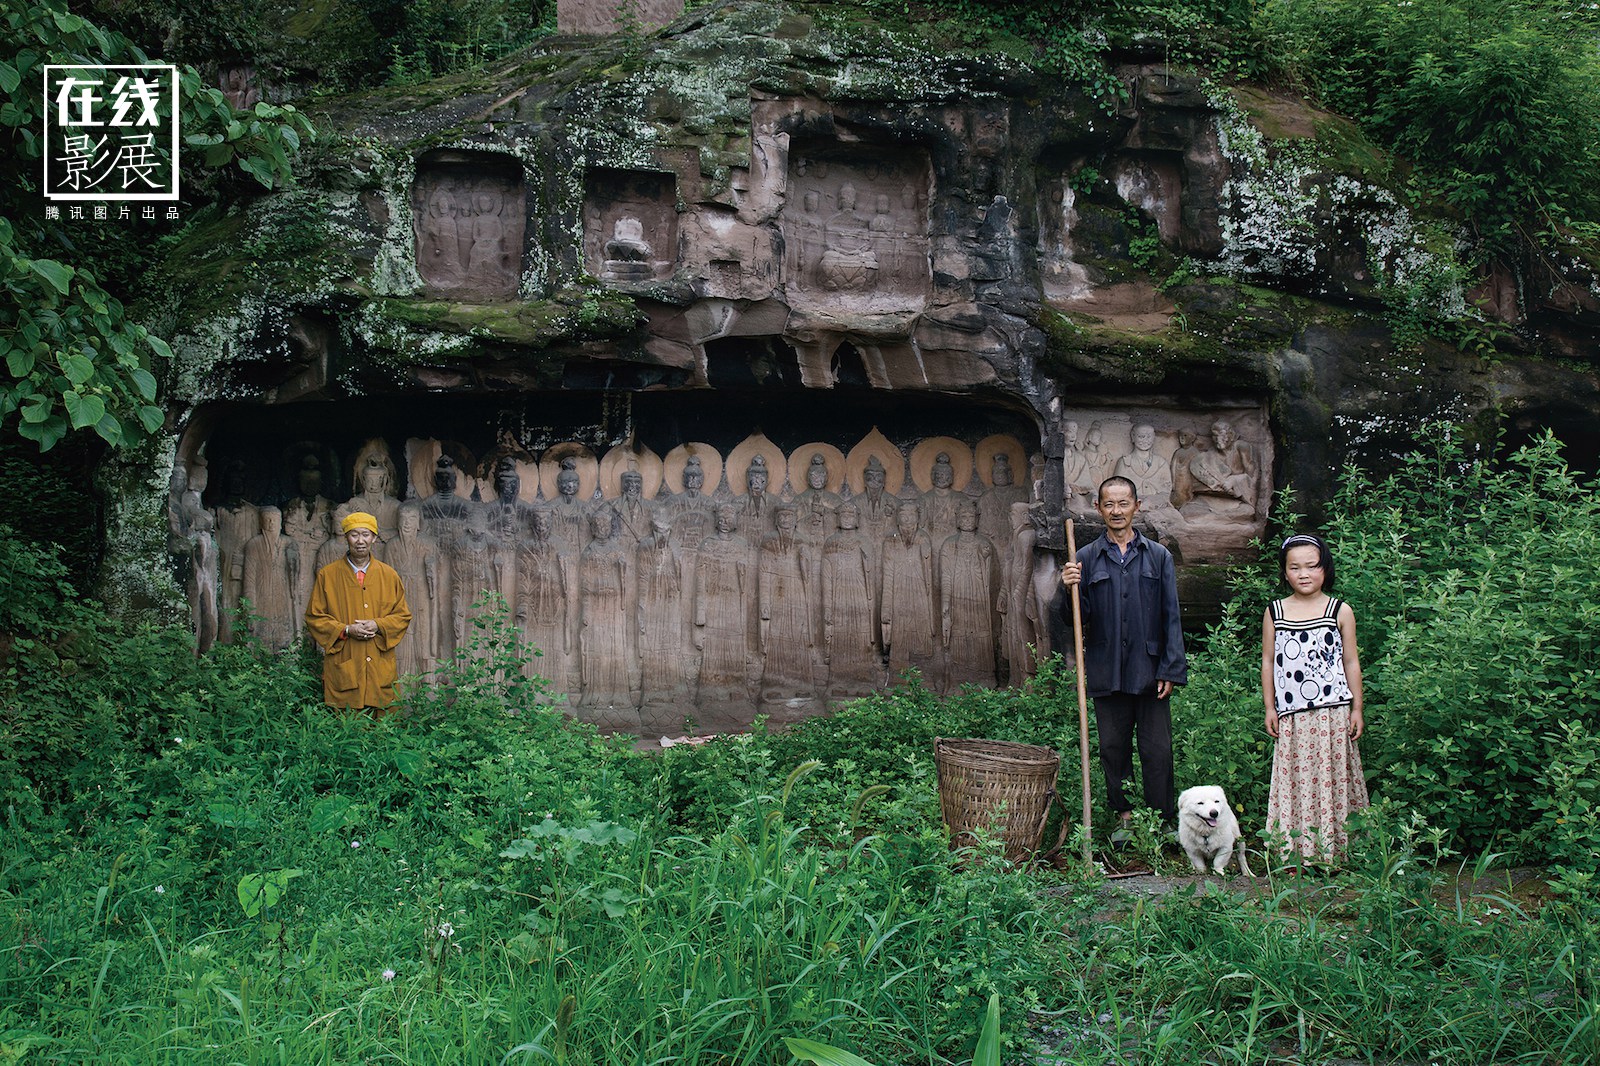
(171, 433), (1061, 732)
(1061, 417), (1264, 524)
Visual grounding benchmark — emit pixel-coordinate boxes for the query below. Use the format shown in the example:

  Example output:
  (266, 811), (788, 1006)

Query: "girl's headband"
(1280, 534), (1322, 550)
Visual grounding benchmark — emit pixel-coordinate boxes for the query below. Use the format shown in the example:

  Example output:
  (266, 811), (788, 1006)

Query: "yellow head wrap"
(341, 512), (379, 535)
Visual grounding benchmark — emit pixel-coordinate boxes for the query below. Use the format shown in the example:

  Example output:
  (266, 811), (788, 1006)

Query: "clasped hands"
(344, 619), (379, 640)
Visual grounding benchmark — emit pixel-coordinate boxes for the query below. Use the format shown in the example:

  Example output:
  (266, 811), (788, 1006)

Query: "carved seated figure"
(818, 182), (878, 291)
(1114, 424), (1174, 508)
(1180, 419), (1260, 520)
(602, 216), (656, 282)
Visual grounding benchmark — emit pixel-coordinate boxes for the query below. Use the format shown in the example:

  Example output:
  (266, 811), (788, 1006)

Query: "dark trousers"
(1093, 691), (1175, 821)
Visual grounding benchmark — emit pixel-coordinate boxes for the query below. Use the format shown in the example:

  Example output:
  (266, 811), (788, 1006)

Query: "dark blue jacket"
(1060, 531), (1187, 698)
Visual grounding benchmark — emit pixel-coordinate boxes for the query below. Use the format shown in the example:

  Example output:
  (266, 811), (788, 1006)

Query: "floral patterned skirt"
(1265, 702), (1369, 860)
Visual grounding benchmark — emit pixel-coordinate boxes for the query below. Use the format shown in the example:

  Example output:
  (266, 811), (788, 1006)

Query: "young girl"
(1262, 534), (1368, 860)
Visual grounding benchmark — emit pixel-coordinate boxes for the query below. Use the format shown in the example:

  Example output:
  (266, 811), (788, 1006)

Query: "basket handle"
(1029, 788), (1057, 859)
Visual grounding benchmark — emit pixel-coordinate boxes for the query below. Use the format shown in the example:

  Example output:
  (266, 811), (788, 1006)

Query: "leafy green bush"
(1182, 428), (1600, 866)
(1258, 0), (1600, 251)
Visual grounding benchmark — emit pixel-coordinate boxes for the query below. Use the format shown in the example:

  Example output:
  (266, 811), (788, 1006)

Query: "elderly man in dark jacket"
(1060, 476), (1187, 830)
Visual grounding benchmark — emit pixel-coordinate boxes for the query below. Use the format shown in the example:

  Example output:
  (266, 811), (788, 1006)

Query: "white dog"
(1176, 786), (1254, 877)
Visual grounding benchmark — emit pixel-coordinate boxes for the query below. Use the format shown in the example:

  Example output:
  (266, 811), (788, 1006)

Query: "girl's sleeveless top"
(1270, 597), (1353, 715)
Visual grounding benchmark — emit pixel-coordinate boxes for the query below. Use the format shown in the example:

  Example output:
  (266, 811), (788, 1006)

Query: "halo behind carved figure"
(786, 443), (846, 495)
(599, 444), (665, 499)
(844, 427), (906, 496)
(406, 438), (478, 501)
(661, 443), (723, 496)
(909, 436), (974, 494)
(974, 434), (1028, 489)
(538, 443), (599, 501)
(724, 434), (789, 496)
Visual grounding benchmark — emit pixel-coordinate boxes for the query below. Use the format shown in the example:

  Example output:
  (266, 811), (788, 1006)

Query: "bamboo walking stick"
(1066, 518), (1093, 863)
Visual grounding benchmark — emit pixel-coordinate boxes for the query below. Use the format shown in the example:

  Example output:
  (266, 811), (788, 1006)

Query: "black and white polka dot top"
(1270, 596), (1353, 715)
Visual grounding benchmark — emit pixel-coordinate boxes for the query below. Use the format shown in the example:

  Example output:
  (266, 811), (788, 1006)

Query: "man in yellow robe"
(305, 511), (412, 711)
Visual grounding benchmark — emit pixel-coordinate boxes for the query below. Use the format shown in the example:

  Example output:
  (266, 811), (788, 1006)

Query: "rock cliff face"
(130, 1), (1599, 723)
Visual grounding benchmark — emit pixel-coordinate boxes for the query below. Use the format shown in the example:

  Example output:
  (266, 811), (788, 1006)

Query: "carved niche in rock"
(585, 169), (678, 285)
(186, 427), (1047, 732)
(412, 152), (524, 302)
(783, 151), (932, 315)
(1058, 406), (1271, 562)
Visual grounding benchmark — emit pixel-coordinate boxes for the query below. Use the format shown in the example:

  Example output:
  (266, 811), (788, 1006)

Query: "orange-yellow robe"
(305, 557), (412, 709)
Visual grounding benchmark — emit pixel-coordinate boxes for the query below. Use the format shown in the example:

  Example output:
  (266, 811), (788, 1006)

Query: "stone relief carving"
(784, 153), (932, 314)
(178, 463), (220, 655)
(819, 502), (882, 699)
(214, 459), (258, 644)
(578, 508), (638, 729)
(585, 168), (678, 285)
(517, 509), (574, 698)
(693, 503), (753, 708)
(880, 501), (938, 684)
(940, 503), (999, 690)
(174, 425), (1280, 729)
(557, 0), (683, 37)
(218, 65), (260, 111)
(240, 506), (297, 652)
(636, 511), (688, 731)
(387, 504), (439, 677)
(281, 451), (334, 627)
(1056, 407), (1271, 562)
(757, 505), (816, 714)
(412, 155), (524, 301)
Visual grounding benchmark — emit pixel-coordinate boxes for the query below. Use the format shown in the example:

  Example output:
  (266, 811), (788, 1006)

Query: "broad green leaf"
(783, 1038), (877, 1066)
(208, 800), (261, 830)
(237, 868), (302, 919)
(130, 367), (157, 400)
(138, 405), (165, 432)
(393, 749), (425, 779)
(36, 420), (67, 451)
(93, 408), (121, 444)
(973, 993), (1001, 1066)
(20, 398), (52, 423)
(66, 392), (105, 429)
(28, 259), (75, 295)
(6, 347), (35, 377)
(309, 795), (357, 834)
(504, 932), (542, 965)
(499, 839), (543, 860)
(0, 62), (19, 94)
(61, 353), (94, 385)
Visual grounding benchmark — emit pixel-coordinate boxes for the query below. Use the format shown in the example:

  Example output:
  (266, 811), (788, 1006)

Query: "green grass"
(2, 650), (1595, 1063)
(5, 425), (1600, 1061)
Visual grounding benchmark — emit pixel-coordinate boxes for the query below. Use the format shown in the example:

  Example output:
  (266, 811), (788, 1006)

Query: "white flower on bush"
(350, 840), (361, 849)
(437, 922), (455, 939)
(153, 885), (165, 895)
(382, 968), (396, 982)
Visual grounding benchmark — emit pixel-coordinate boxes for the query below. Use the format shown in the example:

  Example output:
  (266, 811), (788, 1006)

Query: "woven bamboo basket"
(934, 737), (1060, 862)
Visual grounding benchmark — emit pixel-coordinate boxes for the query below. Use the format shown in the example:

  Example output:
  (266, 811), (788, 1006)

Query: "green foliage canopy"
(0, 0), (314, 451)
(1260, 0), (1600, 251)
